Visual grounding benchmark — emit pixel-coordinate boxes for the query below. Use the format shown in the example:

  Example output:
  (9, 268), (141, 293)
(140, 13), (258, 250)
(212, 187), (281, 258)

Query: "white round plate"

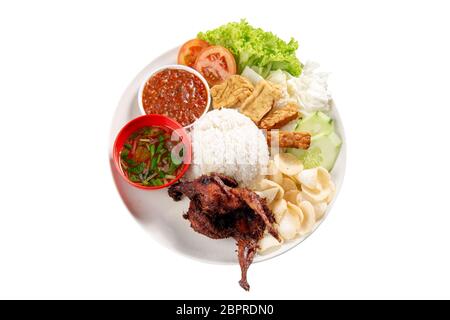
(109, 47), (346, 264)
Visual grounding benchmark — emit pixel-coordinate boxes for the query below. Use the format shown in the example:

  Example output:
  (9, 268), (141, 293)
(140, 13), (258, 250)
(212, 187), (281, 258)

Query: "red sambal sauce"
(142, 68), (208, 127)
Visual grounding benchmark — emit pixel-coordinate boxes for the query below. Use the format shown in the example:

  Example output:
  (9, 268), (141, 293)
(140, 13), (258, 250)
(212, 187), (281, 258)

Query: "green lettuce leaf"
(198, 20), (302, 77)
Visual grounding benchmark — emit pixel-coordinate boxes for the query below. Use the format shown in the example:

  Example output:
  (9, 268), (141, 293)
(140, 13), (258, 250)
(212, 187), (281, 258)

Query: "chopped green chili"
(119, 126), (185, 187)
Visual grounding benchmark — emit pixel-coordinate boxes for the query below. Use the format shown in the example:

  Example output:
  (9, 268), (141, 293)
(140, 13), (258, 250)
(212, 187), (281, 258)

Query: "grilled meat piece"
(168, 174), (280, 290)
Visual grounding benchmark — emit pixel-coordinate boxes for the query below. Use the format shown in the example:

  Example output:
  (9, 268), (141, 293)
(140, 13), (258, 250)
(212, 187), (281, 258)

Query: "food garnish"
(178, 39), (210, 68)
(193, 45), (237, 86)
(198, 20), (302, 77)
(305, 132), (342, 170)
(141, 68), (208, 127)
(168, 173), (280, 291)
(211, 75), (254, 109)
(294, 111), (333, 136)
(119, 126), (185, 187)
(288, 112), (342, 170)
(297, 147), (323, 169)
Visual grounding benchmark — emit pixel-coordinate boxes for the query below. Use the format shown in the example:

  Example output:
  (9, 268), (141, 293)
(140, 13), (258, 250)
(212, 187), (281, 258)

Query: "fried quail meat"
(168, 173), (280, 291)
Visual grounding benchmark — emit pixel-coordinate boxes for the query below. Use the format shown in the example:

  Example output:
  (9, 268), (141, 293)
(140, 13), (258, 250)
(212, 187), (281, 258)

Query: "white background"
(1, 0), (449, 299)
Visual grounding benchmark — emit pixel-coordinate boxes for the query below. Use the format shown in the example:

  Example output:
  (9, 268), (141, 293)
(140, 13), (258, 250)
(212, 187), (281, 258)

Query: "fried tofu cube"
(240, 80), (282, 124)
(211, 75), (254, 109)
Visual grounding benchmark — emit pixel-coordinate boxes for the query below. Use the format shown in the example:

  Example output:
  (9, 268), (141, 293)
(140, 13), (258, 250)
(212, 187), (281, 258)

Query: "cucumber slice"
(288, 131), (342, 171)
(288, 147), (305, 160)
(289, 111), (342, 171)
(288, 147), (322, 169)
(295, 111), (334, 136)
(311, 132), (342, 171)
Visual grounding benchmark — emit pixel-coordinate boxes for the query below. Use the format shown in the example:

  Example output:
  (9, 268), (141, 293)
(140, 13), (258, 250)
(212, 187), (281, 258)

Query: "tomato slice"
(177, 39), (210, 68)
(194, 46), (237, 86)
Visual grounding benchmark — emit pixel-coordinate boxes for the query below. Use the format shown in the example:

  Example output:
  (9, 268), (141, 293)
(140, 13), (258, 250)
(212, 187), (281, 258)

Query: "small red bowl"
(113, 114), (191, 190)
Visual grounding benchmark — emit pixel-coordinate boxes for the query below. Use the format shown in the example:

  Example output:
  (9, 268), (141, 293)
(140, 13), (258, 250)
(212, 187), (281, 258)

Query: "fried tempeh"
(266, 131), (311, 149)
(259, 103), (300, 130)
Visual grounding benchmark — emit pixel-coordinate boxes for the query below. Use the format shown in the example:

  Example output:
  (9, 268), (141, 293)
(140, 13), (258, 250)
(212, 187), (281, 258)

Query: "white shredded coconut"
(188, 109), (269, 186)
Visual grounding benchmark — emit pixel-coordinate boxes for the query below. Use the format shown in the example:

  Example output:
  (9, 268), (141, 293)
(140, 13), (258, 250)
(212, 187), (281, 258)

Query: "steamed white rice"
(188, 109), (269, 186)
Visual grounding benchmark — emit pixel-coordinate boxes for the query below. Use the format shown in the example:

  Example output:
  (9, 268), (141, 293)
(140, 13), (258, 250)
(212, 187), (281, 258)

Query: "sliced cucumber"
(288, 131), (342, 171)
(288, 146), (321, 169)
(295, 111), (334, 136)
(289, 111), (342, 171)
(310, 132), (342, 171)
(288, 147), (305, 160)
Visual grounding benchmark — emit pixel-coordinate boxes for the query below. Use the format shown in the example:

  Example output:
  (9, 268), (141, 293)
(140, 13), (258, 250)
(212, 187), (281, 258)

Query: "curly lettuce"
(198, 20), (303, 78)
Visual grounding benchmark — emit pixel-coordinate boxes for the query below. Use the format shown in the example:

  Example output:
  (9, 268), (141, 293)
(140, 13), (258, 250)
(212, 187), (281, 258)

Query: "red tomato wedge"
(177, 39), (210, 68)
(194, 46), (237, 86)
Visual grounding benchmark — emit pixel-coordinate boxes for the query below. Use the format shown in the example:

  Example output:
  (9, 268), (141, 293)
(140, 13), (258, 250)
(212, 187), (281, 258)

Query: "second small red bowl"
(113, 114), (192, 190)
